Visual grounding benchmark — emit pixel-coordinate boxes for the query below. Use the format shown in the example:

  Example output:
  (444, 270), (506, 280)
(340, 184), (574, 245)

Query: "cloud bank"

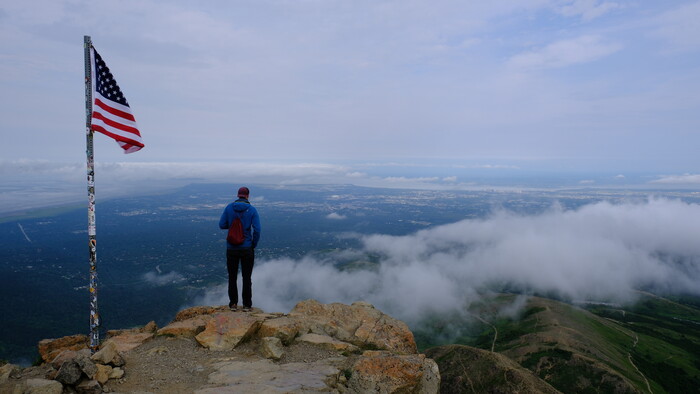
(196, 198), (700, 326)
(142, 271), (184, 286)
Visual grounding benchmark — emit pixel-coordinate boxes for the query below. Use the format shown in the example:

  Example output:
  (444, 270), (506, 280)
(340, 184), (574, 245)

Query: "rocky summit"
(0, 300), (440, 393)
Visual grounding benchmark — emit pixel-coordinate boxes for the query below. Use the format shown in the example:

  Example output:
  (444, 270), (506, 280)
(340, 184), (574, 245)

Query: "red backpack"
(226, 211), (245, 245)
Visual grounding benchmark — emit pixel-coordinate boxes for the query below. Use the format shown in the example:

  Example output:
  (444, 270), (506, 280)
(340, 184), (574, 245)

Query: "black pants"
(226, 248), (255, 308)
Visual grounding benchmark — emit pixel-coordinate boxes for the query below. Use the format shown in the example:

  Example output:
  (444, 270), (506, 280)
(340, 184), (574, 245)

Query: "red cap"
(237, 187), (250, 198)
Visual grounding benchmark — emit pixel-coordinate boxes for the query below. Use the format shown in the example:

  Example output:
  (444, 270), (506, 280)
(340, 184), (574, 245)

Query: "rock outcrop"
(1, 300), (440, 393)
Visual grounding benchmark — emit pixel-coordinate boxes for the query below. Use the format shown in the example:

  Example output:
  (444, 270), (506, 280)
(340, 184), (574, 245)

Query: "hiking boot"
(242, 306), (252, 312)
(229, 304), (238, 311)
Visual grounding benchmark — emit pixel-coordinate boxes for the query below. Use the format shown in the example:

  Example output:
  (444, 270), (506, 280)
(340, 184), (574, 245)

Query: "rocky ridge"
(0, 300), (440, 393)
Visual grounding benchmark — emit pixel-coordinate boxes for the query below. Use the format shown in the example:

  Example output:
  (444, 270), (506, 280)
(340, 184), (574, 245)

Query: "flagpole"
(84, 35), (100, 353)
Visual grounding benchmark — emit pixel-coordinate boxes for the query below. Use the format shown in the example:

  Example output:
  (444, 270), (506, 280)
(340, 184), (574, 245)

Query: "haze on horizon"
(1, 0), (700, 176)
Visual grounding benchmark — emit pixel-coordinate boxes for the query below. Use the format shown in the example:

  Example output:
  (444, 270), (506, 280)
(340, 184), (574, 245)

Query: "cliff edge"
(0, 300), (440, 393)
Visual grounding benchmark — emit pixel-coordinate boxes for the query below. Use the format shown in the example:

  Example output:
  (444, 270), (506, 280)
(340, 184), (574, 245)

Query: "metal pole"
(84, 35), (99, 353)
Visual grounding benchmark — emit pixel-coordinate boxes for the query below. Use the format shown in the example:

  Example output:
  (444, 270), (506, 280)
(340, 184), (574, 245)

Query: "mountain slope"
(425, 344), (560, 393)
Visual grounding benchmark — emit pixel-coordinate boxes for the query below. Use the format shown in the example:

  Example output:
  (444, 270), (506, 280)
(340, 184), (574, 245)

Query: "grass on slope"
(585, 293), (700, 394)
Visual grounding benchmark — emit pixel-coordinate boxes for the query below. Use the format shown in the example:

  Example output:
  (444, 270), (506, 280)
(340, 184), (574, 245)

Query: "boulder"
(290, 299), (369, 341)
(106, 332), (154, 353)
(195, 312), (262, 351)
(256, 316), (301, 345)
(49, 349), (92, 369)
(296, 333), (359, 353)
(348, 351), (440, 394)
(75, 378), (102, 394)
(108, 367), (124, 379)
(0, 363), (20, 384)
(259, 337), (284, 360)
(37, 334), (89, 364)
(174, 305), (229, 321)
(158, 316), (212, 337)
(55, 359), (83, 385)
(75, 354), (98, 379)
(354, 313), (418, 355)
(139, 320), (158, 333)
(106, 320), (158, 337)
(289, 300), (417, 354)
(94, 364), (112, 385)
(22, 378), (63, 394)
(90, 341), (124, 367)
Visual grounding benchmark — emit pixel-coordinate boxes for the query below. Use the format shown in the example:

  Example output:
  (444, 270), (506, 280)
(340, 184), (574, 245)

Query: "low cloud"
(651, 174), (700, 184)
(326, 212), (347, 220)
(143, 271), (184, 286)
(195, 198), (700, 327)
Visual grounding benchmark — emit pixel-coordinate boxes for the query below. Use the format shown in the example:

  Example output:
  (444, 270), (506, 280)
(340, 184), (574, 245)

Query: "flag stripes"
(90, 47), (144, 153)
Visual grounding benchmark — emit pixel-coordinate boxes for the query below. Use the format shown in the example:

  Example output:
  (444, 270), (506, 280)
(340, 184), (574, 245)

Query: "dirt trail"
(472, 314), (498, 352)
(603, 317), (652, 394)
(627, 333), (653, 394)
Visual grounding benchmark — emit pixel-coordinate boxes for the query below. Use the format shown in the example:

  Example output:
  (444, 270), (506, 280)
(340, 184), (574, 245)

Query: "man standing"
(219, 187), (261, 311)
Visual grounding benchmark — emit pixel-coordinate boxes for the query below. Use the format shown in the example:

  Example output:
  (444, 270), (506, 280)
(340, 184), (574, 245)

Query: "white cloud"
(196, 198), (700, 325)
(508, 35), (621, 69)
(556, 0), (621, 21)
(651, 174), (700, 184)
(143, 271), (184, 286)
(579, 179), (595, 184)
(326, 212), (347, 220)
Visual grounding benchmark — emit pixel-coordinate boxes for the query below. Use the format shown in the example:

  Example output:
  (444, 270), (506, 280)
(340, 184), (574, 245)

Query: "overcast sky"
(1, 0), (700, 174)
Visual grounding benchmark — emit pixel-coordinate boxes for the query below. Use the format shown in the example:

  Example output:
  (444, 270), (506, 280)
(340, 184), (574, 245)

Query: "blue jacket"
(219, 198), (261, 249)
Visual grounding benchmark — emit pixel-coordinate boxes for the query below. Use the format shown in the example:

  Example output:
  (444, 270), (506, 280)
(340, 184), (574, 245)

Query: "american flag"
(90, 47), (144, 153)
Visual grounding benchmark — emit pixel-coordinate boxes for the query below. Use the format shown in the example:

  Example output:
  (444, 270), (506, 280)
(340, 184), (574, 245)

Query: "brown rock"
(108, 367), (124, 379)
(259, 337), (284, 360)
(90, 341), (124, 367)
(94, 364), (112, 385)
(290, 299), (366, 341)
(55, 359), (83, 385)
(107, 332), (154, 353)
(141, 320), (158, 333)
(75, 354), (98, 379)
(174, 305), (229, 321)
(0, 363), (20, 384)
(37, 334), (89, 364)
(256, 316), (301, 345)
(354, 313), (417, 355)
(106, 320), (158, 338)
(75, 378), (102, 394)
(195, 312), (262, 351)
(289, 300), (417, 354)
(348, 351), (440, 394)
(23, 378), (63, 394)
(49, 349), (91, 369)
(297, 333), (360, 353)
(158, 316), (212, 337)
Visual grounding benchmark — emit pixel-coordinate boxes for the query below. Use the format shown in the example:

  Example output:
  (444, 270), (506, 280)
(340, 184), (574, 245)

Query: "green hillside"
(421, 293), (700, 394)
(584, 293), (700, 394)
